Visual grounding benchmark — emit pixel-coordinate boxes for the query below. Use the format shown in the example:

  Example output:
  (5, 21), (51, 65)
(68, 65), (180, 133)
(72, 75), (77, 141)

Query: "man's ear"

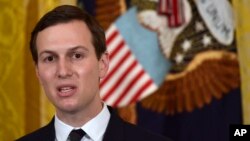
(35, 64), (41, 81)
(99, 52), (109, 78)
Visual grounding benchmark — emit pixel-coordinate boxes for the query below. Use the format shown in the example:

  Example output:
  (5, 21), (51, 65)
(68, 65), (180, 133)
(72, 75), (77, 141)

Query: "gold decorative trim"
(141, 51), (240, 115)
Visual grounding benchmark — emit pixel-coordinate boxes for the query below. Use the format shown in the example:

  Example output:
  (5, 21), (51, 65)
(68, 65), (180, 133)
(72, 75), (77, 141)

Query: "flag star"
(182, 40), (192, 52)
(195, 21), (204, 32)
(202, 35), (212, 47)
(175, 53), (184, 64)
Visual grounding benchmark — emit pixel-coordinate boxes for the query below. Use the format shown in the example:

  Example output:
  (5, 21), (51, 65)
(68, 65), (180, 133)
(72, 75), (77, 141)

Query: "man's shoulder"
(16, 119), (55, 141)
(106, 106), (172, 141)
(16, 126), (48, 141)
(122, 121), (172, 141)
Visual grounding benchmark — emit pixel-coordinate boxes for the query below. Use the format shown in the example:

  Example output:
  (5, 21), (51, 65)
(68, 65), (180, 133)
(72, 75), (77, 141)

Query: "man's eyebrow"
(38, 50), (56, 57)
(69, 46), (89, 52)
(38, 46), (89, 57)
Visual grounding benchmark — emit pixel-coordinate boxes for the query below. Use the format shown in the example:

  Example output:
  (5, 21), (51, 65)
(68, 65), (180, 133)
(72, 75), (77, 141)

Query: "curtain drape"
(0, 0), (75, 140)
(233, 0), (250, 124)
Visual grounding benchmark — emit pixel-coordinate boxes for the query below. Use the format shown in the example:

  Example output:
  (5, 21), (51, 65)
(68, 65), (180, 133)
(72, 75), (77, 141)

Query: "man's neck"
(56, 101), (103, 127)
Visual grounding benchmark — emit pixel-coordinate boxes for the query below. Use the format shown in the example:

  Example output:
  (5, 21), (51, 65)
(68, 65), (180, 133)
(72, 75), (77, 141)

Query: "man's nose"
(56, 59), (73, 78)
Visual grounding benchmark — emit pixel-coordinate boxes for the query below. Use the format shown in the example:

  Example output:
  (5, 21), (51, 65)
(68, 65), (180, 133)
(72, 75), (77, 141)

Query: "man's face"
(35, 20), (109, 114)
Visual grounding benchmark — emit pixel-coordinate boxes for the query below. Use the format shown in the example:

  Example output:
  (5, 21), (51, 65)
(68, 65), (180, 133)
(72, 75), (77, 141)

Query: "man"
(16, 5), (171, 141)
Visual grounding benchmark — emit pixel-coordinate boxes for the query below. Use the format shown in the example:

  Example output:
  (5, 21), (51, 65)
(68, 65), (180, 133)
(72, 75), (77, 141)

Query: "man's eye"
(45, 56), (54, 62)
(73, 53), (83, 59)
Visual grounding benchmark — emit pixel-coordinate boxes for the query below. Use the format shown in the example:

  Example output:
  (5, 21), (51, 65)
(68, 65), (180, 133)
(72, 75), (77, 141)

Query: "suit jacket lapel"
(39, 117), (56, 141)
(103, 106), (125, 141)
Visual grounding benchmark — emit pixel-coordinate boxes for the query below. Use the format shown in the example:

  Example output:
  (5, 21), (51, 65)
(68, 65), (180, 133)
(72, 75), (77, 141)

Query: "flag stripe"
(159, 0), (167, 13)
(129, 79), (154, 104)
(107, 34), (123, 53)
(109, 44), (129, 71)
(101, 54), (135, 97)
(106, 24), (117, 38)
(106, 28), (118, 45)
(118, 74), (157, 106)
(109, 40), (125, 59)
(178, 0), (185, 26)
(100, 49), (131, 88)
(102, 60), (138, 101)
(112, 69), (145, 107)
(100, 35), (127, 88)
(173, 0), (178, 26)
(138, 83), (157, 100)
(104, 64), (142, 106)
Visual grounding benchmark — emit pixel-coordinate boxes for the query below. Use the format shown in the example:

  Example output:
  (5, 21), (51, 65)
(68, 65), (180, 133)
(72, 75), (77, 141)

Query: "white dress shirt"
(55, 103), (110, 141)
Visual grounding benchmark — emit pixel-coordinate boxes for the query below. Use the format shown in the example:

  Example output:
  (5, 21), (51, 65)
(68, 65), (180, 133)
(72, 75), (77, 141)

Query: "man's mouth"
(57, 85), (76, 97)
(59, 87), (74, 93)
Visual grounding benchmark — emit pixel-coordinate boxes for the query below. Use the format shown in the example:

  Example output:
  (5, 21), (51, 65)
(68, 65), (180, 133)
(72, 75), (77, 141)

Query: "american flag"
(100, 7), (170, 107)
(158, 0), (185, 27)
(100, 25), (157, 107)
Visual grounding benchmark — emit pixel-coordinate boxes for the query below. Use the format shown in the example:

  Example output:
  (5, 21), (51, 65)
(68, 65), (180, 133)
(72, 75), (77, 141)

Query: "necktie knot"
(68, 129), (86, 141)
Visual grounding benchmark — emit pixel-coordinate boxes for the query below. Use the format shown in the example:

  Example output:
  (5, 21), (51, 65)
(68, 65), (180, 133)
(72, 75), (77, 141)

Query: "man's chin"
(56, 103), (79, 114)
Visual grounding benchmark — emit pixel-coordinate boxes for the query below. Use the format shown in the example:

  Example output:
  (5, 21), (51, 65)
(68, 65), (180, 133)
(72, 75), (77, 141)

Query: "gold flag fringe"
(141, 50), (240, 115)
(117, 103), (137, 124)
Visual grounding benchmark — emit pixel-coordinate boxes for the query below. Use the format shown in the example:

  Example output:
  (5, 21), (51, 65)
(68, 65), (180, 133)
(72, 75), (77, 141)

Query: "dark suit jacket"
(16, 107), (171, 141)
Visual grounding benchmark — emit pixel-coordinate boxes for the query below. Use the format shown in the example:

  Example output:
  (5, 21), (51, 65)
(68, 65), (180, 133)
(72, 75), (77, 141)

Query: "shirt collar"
(55, 115), (73, 141)
(83, 103), (110, 141)
(55, 103), (110, 141)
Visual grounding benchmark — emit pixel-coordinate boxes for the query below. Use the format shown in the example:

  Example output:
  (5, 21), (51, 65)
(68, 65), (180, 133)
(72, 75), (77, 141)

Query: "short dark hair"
(30, 5), (106, 64)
